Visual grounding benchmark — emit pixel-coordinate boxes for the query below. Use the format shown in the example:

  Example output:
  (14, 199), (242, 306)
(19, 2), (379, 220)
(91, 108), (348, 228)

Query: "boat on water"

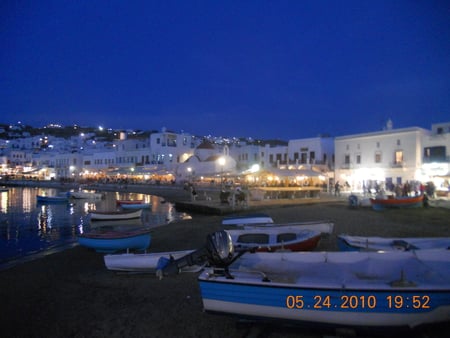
(338, 235), (450, 252)
(89, 209), (143, 221)
(104, 249), (204, 273)
(226, 228), (322, 252)
(77, 228), (152, 253)
(36, 194), (70, 203)
(116, 199), (145, 206)
(89, 218), (144, 229)
(121, 202), (152, 210)
(370, 194), (424, 211)
(0, 187), (8, 193)
(70, 190), (103, 199)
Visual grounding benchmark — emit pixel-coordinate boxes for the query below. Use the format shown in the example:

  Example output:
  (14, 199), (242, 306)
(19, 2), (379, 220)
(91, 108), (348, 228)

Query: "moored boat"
(222, 213), (274, 226)
(226, 228), (322, 252)
(89, 209), (142, 221)
(116, 199), (145, 206)
(158, 231), (450, 330)
(120, 203), (152, 210)
(198, 241), (450, 329)
(36, 194), (70, 203)
(104, 250), (203, 273)
(370, 195), (424, 210)
(70, 190), (103, 199)
(77, 228), (152, 253)
(338, 235), (450, 252)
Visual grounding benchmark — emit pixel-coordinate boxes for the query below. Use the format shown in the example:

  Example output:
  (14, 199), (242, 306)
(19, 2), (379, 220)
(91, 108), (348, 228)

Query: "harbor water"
(0, 186), (191, 269)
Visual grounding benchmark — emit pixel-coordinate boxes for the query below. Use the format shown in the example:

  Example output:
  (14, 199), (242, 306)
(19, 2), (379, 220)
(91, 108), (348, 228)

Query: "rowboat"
(89, 209), (143, 221)
(77, 228), (152, 253)
(70, 190), (103, 199)
(89, 218), (144, 229)
(36, 194), (70, 203)
(370, 195), (424, 211)
(226, 228), (322, 252)
(222, 213), (274, 226)
(120, 203), (152, 210)
(104, 250), (203, 273)
(338, 235), (450, 252)
(116, 199), (145, 206)
(222, 215), (334, 235)
(198, 246), (450, 329)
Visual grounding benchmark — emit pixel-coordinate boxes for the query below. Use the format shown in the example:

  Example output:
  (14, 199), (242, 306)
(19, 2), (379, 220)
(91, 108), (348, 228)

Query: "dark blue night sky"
(1, 1), (449, 139)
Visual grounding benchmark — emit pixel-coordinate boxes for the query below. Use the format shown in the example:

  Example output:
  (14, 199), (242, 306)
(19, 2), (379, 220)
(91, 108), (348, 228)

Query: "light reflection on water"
(0, 187), (191, 267)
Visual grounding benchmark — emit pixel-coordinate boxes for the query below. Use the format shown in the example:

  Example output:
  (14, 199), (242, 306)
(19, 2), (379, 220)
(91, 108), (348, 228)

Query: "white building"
(335, 122), (431, 193)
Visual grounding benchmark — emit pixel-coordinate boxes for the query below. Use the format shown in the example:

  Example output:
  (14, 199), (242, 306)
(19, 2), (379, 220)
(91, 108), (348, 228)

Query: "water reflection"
(0, 187), (191, 266)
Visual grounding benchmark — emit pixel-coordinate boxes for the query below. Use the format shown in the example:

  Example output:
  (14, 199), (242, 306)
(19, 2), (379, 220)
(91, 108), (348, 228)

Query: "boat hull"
(104, 250), (202, 272)
(370, 195), (424, 211)
(89, 209), (142, 221)
(36, 195), (69, 203)
(121, 203), (151, 210)
(199, 250), (450, 329)
(200, 279), (450, 328)
(78, 229), (151, 253)
(338, 235), (450, 252)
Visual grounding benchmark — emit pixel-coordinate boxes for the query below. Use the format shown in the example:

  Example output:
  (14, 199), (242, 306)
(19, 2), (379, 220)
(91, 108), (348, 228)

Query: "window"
(394, 151), (403, 164)
(344, 155), (350, 164)
(356, 154), (361, 164)
(375, 152), (382, 163)
(397, 139), (401, 146)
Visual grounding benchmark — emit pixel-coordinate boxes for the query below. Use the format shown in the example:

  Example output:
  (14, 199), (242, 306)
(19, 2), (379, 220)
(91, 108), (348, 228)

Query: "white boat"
(226, 228), (322, 252)
(70, 190), (103, 199)
(222, 213), (274, 226)
(198, 249), (450, 329)
(104, 250), (203, 273)
(222, 215), (334, 235)
(338, 235), (450, 252)
(89, 209), (143, 221)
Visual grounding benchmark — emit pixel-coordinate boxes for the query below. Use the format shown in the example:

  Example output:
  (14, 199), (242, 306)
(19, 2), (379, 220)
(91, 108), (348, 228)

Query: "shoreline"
(1, 181), (450, 337)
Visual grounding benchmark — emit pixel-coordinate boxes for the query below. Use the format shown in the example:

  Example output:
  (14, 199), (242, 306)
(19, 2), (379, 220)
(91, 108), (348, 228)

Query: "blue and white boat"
(36, 194), (70, 204)
(77, 228), (151, 253)
(195, 233), (450, 330)
(120, 202), (152, 210)
(338, 235), (450, 252)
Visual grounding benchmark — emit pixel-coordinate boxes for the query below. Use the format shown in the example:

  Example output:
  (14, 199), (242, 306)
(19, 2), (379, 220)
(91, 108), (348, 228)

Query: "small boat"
(36, 194), (70, 204)
(89, 209), (143, 221)
(89, 218), (144, 229)
(226, 228), (322, 252)
(196, 236), (450, 330)
(121, 203), (152, 210)
(104, 250), (203, 273)
(222, 213), (274, 226)
(116, 199), (145, 206)
(370, 195), (424, 211)
(0, 187), (8, 193)
(338, 235), (450, 252)
(77, 228), (152, 253)
(70, 190), (103, 199)
(222, 215), (334, 235)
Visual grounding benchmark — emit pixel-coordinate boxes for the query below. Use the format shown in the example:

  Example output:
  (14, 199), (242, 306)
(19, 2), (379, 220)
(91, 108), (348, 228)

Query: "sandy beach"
(1, 183), (450, 337)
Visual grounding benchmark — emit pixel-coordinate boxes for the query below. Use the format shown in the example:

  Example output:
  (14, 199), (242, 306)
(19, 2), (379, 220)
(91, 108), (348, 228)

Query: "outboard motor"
(156, 230), (234, 279)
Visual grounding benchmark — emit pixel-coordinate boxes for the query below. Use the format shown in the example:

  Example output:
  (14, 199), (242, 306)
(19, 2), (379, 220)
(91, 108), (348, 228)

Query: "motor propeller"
(156, 230), (235, 279)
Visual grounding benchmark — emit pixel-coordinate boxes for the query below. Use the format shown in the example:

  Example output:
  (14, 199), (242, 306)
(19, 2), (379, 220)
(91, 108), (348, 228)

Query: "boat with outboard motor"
(157, 231), (450, 330)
